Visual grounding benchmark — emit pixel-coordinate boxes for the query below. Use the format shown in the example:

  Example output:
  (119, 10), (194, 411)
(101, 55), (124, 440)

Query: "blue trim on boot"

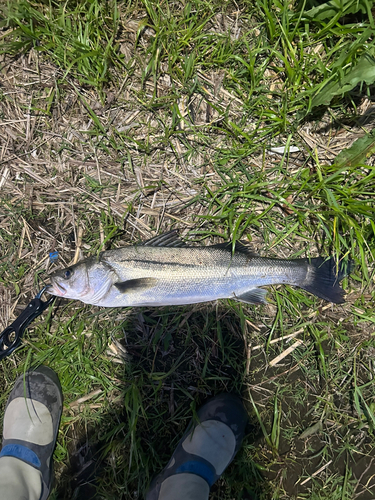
(175, 460), (215, 486)
(0, 444), (41, 468)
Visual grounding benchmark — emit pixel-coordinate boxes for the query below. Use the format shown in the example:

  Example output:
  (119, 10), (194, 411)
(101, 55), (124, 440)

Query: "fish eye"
(63, 268), (73, 280)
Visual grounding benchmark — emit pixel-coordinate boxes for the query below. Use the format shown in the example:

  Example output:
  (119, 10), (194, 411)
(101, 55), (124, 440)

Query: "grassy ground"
(0, 0), (375, 498)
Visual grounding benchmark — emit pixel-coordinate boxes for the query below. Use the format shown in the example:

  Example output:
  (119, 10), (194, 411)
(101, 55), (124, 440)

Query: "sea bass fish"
(48, 231), (351, 307)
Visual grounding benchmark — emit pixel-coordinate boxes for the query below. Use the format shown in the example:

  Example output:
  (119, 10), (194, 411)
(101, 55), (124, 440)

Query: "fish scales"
(98, 247), (307, 306)
(101, 246), (305, 281)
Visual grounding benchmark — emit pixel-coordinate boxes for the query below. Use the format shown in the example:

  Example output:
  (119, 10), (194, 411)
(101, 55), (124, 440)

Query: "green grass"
(0, 0), (126, 96)
(1, 0), (375, 498)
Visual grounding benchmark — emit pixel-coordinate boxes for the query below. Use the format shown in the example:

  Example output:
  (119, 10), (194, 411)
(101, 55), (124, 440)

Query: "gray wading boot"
(146, 393), (248, 500)
(0, 366), (63, 500)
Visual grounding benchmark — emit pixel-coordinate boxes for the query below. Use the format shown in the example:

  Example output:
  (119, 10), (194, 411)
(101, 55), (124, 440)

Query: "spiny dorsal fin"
(115, 277), (158, 293)
(142, 230), (186, 248)
(212, 241), (259, 256)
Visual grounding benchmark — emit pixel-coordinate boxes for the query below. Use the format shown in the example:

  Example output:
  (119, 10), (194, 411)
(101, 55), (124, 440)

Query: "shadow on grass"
(53, 305), (271, 500)
(46, 303), (375, 499)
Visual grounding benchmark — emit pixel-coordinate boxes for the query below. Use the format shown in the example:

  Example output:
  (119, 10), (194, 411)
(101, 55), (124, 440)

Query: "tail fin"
(300, 257), (353, 304)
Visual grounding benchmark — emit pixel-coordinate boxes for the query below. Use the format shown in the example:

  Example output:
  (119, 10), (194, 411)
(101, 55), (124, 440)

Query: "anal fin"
(235, 288), (268, 305)
(115, 277), (158, 293)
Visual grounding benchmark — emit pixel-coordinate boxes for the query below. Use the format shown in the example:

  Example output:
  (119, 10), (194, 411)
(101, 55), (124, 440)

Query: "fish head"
(48, 260), (91, 300)
(48, 256), (116, 304)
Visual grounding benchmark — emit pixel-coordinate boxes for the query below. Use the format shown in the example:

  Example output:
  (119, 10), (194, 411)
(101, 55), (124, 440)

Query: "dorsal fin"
(212, 241), (259, 256)
(142, 230), (186, 248)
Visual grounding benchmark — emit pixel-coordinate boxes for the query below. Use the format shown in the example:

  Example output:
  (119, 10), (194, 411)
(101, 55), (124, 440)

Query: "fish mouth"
(49, 279), (67, 297)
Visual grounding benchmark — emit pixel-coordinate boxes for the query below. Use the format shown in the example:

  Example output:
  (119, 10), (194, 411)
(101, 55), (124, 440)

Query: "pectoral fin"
(235, 288), (268, 304)
(115, 277), (158, 293)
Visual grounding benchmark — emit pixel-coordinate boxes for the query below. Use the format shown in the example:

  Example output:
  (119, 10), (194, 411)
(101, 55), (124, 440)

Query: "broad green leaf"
(311, 53), (375, 109)
(299, 421), (323, 439)
(334, 127), (375, 167)
(302, 0), (368, 21)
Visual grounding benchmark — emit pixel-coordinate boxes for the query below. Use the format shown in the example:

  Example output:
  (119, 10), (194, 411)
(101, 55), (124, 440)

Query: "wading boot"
(0, 366), (63, 500)
(146, 393), (248, 500)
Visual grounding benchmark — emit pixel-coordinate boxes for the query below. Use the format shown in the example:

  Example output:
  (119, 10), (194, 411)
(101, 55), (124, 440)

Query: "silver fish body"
(48, 234), (350, 307)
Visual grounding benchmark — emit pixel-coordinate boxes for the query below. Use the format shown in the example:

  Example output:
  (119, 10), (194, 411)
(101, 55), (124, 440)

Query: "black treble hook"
(0, 287), (56, 360)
